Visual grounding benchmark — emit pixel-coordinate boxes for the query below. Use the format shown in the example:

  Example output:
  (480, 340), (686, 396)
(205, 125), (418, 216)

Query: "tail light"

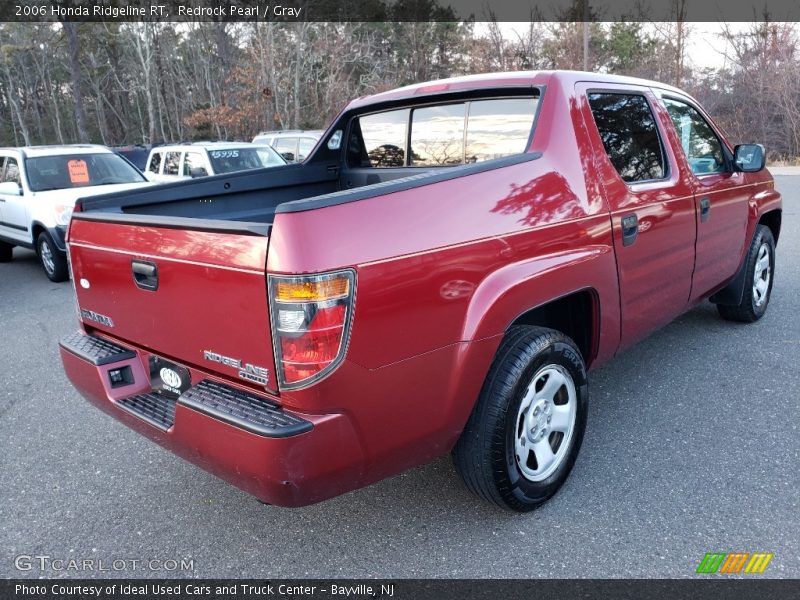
(268, 270), (356, 390)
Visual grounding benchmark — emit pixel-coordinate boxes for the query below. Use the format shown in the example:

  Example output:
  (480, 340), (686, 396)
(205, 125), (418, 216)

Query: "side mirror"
(0, 181), (22, 196)
(734, 144), (766, 173)
(190, 167), (208, 178)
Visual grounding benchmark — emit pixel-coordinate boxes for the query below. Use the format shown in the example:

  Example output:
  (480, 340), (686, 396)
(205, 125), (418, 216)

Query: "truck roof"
(153, 142), (264, 153)
(347, 70), (693, 110)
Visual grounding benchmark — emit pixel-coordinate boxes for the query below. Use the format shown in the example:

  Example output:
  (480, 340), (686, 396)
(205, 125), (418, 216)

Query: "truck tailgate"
(67, 215), (277, 393)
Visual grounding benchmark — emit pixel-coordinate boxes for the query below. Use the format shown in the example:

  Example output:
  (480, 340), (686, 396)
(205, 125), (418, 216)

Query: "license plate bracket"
(149, 356), (192, 399)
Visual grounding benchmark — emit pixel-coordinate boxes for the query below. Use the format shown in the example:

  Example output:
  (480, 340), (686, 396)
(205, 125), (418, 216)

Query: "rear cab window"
(347, 95), (539, 169)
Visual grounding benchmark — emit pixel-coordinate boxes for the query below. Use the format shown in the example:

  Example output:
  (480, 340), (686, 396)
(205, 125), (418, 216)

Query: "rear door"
(67, 215), (278, 393)
(658, 94), (751, 300)
(578, 83), (697, 348)
(0, 156), (29, 243)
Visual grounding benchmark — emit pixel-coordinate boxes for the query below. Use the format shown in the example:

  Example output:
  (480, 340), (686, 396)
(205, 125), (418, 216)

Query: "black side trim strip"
(0, 221), (27, 231)
(59, 331), (136, 366)
(72, 212), (271, 237)
(0, 233), (32, 249)
(179, 379), (313, 438)
(276, 151), (543, 214)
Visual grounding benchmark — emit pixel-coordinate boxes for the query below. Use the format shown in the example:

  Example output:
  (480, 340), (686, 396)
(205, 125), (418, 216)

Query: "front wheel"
(37, 231), (69, 282)
(453, 326), (588, 512)
(717, 225), (775, 323)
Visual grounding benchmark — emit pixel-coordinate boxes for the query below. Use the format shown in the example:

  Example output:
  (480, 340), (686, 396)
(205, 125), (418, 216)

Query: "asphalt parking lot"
(1, 177), (798, 579)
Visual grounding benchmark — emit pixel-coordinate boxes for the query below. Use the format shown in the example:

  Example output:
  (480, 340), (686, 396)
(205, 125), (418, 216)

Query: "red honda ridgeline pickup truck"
(59, 71), (782, 511)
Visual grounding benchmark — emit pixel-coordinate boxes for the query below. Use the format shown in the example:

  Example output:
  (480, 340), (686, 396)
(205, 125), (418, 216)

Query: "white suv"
(0, 145), (152, 281)
(251, 130), (323, 162)
(143, 142), (285, 183)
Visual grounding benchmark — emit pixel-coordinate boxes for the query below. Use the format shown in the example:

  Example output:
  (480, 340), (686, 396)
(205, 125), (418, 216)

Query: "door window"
(183, 152), (206, 176)
(274, 137), (298, 162)
(588, 92), (667, 183)
(164, 152), (181, 176)
(662, 98), (726, 175)
(2, 157), (21, 184)
(297, 137), (316, 161)
(147, 152), (163, 174)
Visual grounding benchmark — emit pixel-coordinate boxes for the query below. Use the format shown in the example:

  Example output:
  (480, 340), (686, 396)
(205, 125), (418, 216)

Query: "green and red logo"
(696, 552), (773, 574)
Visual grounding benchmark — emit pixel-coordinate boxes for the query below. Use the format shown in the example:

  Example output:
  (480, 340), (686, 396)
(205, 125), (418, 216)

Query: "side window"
(350, 109), (409, 168)
(183, 152), (206, 176)
(147, 152), (162, 174)
(410, 104), (466, 166)
(465, 98), (537, 163)
(275, 137), (298, 162)
(3, 158), (21, 184)
(588, 92), (666, 183)
(164, 152), (180, 176)
(662, 98), (726, 175)
(297, 137), (316, 161)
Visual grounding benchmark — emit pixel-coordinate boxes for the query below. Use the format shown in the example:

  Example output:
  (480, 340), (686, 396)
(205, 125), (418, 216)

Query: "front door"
(658, 94), (751, 301)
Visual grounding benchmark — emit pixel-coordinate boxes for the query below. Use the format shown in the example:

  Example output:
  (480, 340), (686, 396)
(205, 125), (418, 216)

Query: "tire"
(37, 231), (69, 282)
(0, 241), (12, 262)
(453, 326), (588, 512)
(717, 225), (775, 323)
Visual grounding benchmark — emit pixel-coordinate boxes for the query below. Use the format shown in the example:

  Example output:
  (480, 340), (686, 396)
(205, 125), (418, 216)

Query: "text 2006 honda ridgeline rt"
(60, 71), (782, 511)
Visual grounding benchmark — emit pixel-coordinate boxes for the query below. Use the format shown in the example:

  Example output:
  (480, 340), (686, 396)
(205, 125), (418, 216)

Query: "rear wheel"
(37, 231), (69, 282)
(717, 225), (775, 322)
(0, 241), (12, 262)
(453, 326), (588, 512)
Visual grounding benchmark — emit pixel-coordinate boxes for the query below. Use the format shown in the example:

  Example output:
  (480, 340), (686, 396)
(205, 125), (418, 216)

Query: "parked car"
(59, 71), (781, 511)
(143, 142), (285, 183)
(111, 144), (161, 172)
(0, 144), (152, 281)
(252, 130), (323, 162)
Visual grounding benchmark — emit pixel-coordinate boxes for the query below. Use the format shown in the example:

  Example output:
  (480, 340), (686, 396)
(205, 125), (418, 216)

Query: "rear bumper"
(59, 331), (365, 507)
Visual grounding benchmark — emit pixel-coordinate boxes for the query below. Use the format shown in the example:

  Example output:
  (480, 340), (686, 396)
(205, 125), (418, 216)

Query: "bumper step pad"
(60, 331), (135, 366)
(179, 379), (312, 438)
(117, 393), (177, 431)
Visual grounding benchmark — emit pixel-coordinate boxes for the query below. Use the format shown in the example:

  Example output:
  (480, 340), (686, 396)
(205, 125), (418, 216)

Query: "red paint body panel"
(61, 71), (782, 506)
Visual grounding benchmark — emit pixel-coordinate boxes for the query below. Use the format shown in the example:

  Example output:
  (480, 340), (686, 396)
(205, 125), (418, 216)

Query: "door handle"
(621, 213), (638, 247)
(699, 197), (711, 223)
(132, 259), (158, 291)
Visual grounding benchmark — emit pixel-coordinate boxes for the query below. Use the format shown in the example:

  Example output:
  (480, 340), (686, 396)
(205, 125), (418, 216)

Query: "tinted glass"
(147, 152), (162, 174)
(207, 146), (285, 174)
(356, 109), (409, 167)
(588, 93), (666, 182)
(183, 152), (206, 176)
(411, 104), (466, 166)
(164, 152), (180, 176)
(25, 153), (145, 191)
(466, 98), (537, 163)
(662, 98), (726, 175)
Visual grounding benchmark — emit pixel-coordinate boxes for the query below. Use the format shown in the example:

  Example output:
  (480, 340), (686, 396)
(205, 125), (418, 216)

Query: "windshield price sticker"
(67, 160), (90, 184)
(210, 151), (240, 159)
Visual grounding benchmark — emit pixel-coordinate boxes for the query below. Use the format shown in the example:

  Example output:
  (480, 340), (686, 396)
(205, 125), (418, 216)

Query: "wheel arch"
(508, 288), (599, 368)
(759, 209), (781, 245)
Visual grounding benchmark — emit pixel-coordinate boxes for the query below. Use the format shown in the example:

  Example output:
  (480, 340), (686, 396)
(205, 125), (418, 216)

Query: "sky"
(495, 22), (754, 70)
